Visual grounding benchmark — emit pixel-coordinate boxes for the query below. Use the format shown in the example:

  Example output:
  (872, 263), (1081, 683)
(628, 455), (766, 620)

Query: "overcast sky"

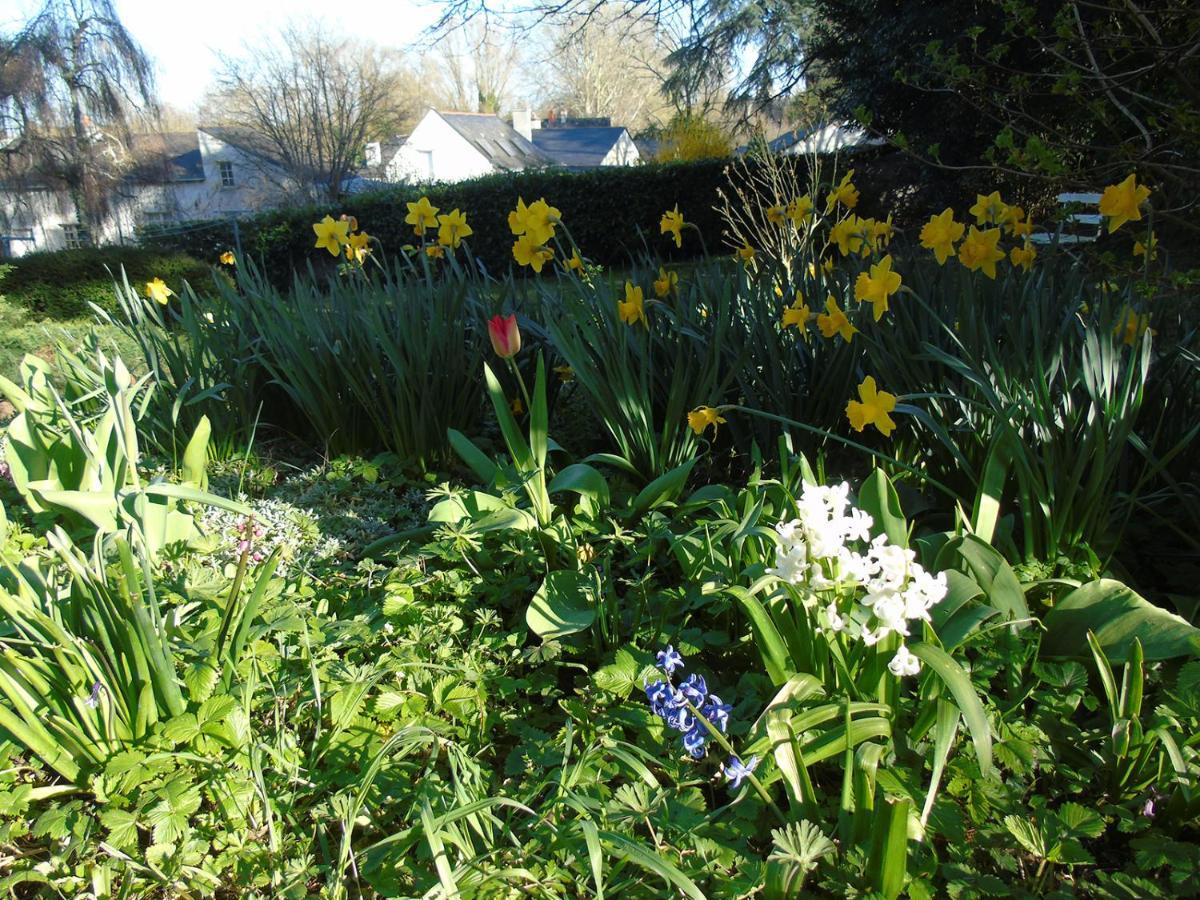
(1, 0), (443, 109)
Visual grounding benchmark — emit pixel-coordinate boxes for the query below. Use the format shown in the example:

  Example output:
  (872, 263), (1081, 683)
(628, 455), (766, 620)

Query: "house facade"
(382, 109), (641, 184)
(0, 128), (292, 256)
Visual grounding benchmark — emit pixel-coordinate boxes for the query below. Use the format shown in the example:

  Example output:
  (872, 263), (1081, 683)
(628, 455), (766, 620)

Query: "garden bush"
(1, 246), (214, 319)
(136, 147), (988, 286)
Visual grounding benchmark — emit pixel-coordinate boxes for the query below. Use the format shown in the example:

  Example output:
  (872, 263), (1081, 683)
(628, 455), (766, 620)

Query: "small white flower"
(888, 645), (921, 677)
(826, 604), (846, 632)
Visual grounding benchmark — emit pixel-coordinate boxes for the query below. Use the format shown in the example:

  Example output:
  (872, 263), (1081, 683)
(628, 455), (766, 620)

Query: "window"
(62, 223), (91, 249)
(218, 161), (235, 187)
(142, 210), (171, 224)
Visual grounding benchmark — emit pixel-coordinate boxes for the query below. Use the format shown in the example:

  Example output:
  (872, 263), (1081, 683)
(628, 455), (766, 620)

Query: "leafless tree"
(211, 24), (416, 200)
(531, 5), (674, 131)
(1, 0), (159, 234)
(428, 21), (521, 113)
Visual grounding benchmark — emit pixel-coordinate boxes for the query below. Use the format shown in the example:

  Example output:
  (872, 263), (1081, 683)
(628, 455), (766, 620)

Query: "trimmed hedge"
(3, 247), (215, 320)
(138, 149), (990, 285)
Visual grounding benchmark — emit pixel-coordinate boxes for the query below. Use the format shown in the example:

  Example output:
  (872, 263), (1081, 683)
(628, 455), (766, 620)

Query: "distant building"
(530, 118), (639, 170)
(385, 108), (641, 184)
(387, 109), (553, 184)
(0, 127), (297, 256)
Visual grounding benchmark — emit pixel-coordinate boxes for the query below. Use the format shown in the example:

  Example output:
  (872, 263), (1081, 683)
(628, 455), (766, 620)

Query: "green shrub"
(2, 246), (215, 319)
(136, 148), (980, 287)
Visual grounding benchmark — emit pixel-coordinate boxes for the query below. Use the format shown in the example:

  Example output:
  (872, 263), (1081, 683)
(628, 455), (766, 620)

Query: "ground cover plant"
(0, 155), (1196, 898)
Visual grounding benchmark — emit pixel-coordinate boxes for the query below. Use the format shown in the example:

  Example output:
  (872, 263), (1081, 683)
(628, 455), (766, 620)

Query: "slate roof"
(437, 112), (553, 171)
(531, 127), (627, 169)
(127, 132), (205, 182)
(1, 131), (205, 188)
(200, 125), (288, 169)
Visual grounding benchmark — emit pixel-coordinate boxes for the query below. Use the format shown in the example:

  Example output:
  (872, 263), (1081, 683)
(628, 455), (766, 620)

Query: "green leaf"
(549, 464), (610, 515)
(868, 794), (911, 899)
(526, 569), (596, 640)
(858, 469), (908, 547)
(447, 428), (501, 484)
(632, 459), (696, 514)
(180, 415), (210, 489)
(1004, 815), (1047, 859)
(908, 642), (993, 775)
(1043, 579), (1200, 662)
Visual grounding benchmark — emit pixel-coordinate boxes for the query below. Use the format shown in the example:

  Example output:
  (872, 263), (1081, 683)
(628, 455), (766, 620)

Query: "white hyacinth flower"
(888, 645), (921, 677)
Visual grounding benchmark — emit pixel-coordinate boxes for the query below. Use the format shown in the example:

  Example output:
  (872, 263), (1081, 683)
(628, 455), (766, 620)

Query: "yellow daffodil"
(817, 295), (857, 342)
(958, 226), (1006, 279)
(1010, 219), (1034, 238)
(969, 191), (1008, 226)
(871, 215), (895, 248)
(661, 206), (685, 248)
(1009, 241), (1036, 272)
(554, 364), (575, 383)
(145, 277), (174, 305)
(846, 376), (897, 436)
(1099, 174), (1151, 233)
(919, 208), (966, 264)
(437, 209), (472, 248)
(825, 170), (860, 212)
(313, 214), (350, 255)
(565, 250), (585, 272)
(653, 266), (678, 298)
(854, 254), (902, 321)
(618, 281), (647, 327)
(404, 196), (439, 236)
(823, 257), (835, 274)
(425, 244), (445, 259)
(736, 242), (756, 263)
(1000, 205), (1026, 234)
(1114, 308), (1152, 346)
(687, 406), (726, 436)
(508, 197), (531, 235)
(219, 250), (236, 266)
(766, 205), (788, 226)
(829, 215), (869, 257)
(511, 396), (525, 415)
(787, 195), (813, 224)
(346, 230), (371, 263)
(782, 295), (813, 330)
(512, 234), (553, 272)
(522, 198), (560, 245)
(1133, 232), (1158, 260)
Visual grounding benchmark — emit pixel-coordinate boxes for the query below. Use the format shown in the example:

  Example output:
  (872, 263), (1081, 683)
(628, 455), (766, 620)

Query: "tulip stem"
(506, 358), (533, 416)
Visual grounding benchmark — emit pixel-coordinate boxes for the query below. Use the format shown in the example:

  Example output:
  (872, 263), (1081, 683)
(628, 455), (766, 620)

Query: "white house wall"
(389, 112), (494, 184)
(0, 130), (296, 255)
(601, 132), (641, 167)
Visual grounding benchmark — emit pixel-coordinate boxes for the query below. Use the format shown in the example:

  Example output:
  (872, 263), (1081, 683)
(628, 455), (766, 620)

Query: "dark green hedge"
(3, 247), (214, 319)
(137, 149), (987, 285)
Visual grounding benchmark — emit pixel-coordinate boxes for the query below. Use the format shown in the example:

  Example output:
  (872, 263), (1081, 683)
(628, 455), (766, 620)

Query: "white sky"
(0, 0), (443, 110)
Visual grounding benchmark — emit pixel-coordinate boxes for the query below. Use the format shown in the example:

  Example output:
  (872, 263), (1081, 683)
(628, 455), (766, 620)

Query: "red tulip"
(488, 314), (521, 358)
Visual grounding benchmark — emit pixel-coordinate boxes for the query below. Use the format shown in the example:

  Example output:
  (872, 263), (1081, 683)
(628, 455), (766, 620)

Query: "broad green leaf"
(549, 464), (610, 515)
(180, 415), (210, 489)
(632, 459), (696, 514)
(1043, 579), (1200, 661)
(527, 569), (596, 640)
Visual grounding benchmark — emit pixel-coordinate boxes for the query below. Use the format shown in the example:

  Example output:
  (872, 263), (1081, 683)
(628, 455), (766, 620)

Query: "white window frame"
(218, 160), (235, 188)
